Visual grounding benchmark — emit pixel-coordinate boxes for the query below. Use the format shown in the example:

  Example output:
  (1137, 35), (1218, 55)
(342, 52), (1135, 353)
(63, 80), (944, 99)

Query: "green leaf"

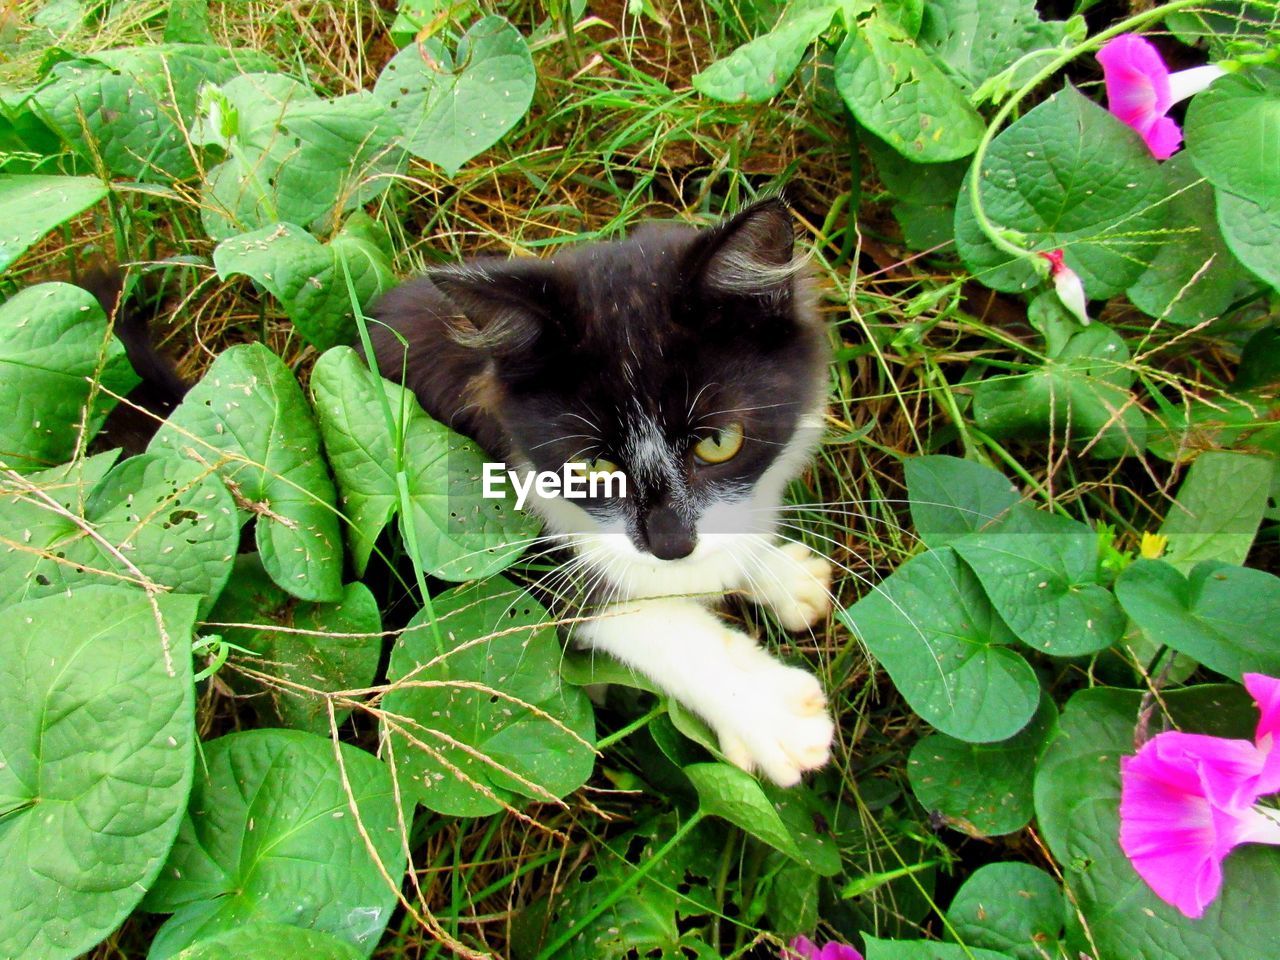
(864, 935), (1014, 960)
(1236, 326), (1280, 390)
(1144, 393), (1280, 464)
(684, 763), (840, 875)
(952, 514), (1126, 656)
(383, 575), (595, 816)
(1127, 154), (1261, 324)
(1034, 685), (1280, 960)
(1115, 558), (1280, 677)
(201, 74), (402, 240)
(0, 174), (107, 274)
(0, 281), (138, 472)
(865, 131), (968, 250)
(374, 16), (535, 176)
(839, 546), (1040, 742)
(944, 862), (1065, 960)
(0, 449), (238, 616)
(310, 346), (537, 579)
(955, 86), (1169, 296)
(1216, 188), (1280, 290)
(143, 729), (405, 960)
(30, 45), (270, 182)
(908, 694), (1056, 836)
(1159, 451), (1274, 571)
(904, 454), (1019, 549)
(0, 587), (197, 960)
(1167, 3), (1280, 53)
(148, 342), (344, 602)
(971, 325), (1147, 459)
(834, 12), (985, 162)
(213, 221), (395, 350)
(173, 924), (365, 960)
(1186, 70), (1280, 207)
(917, 0), (1068, 96)
(691, 7), (836, 104)
(208, 553), (381, 733)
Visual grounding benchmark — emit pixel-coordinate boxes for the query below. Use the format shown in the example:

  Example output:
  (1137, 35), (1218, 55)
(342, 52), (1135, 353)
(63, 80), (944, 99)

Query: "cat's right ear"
(428, 258), (562, 355)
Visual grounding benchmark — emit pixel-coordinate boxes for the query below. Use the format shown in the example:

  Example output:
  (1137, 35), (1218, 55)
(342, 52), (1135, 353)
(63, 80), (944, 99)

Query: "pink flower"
(1119, 672), (1280, 918)
(1097, 34), (1225, 160)
(1037, 249), (1090, 325)
(783, 935), (863, 960)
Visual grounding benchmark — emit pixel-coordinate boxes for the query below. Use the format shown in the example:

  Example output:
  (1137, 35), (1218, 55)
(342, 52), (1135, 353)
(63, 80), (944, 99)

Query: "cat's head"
(432, 199), (828, 570)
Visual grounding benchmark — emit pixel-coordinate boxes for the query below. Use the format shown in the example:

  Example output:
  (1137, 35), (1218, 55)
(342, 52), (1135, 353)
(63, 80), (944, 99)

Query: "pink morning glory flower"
(1038, 249), (1090, 325)
(1119, 672), (1280, 918)
(1096, 34), (1225, 159)
(783, 935), (863, 960)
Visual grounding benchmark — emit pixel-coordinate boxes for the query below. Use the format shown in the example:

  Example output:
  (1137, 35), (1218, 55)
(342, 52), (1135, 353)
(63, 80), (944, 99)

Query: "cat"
(369, 199), (835, 786)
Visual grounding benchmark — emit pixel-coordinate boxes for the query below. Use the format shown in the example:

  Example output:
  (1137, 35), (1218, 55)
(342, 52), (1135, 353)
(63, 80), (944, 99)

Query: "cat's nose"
(642, 507), (696, 561)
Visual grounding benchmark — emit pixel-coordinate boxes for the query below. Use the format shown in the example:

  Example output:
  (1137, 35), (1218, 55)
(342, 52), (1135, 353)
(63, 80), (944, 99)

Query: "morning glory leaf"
(1186, 69), (1280, 208)
(692, 7), (838, 104)
(1215, 188), (1280, 290)
(0, 174), (107, 274)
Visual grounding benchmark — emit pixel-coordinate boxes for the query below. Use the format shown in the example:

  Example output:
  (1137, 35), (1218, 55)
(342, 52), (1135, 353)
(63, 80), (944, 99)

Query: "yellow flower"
(1139, 532), (1168, 559)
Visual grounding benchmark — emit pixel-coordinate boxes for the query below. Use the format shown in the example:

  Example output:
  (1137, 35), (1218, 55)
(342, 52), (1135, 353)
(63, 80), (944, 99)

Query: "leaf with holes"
(916, 0), (1069, 96)
(1115, 558), (1280, 677)
(0, 587), (197, 960)
(908, 695), (1056, 837)
(148, 343), (343, 602)
(209, 553), (381, 733)
(955, 86), (1169, 295)
(310, 346), (536, 580)
(0, 449), (237, 616)
(971, 325), (1146, 459)
(173, 924), (365, 960)
(374, 16), (535, 175)
(944, 862), (1065, 960)
(0, 281), (138, 473)
(834, 11), (985, 162)
(1034, 685), (1280, 959)
(142, 729), (404, 960)
(952, 514), (1125, 656)
(692, 6), (837, 104)
(0, 175), (107, 274)
(213, 220), (395, 350)
(839, 546), (1039, 742)
(1127, 155), (1261, 323)
(383, 575), (595, 816)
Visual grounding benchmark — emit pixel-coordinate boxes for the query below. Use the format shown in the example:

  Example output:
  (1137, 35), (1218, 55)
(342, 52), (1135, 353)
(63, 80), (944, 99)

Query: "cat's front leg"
(576, 597), (834, 786)
(742, 541), (834, 632)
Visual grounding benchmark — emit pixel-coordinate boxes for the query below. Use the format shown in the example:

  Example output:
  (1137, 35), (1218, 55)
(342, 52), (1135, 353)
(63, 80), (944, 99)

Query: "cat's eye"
(693, 422), (744, 464)
(568, 457), (620, 479)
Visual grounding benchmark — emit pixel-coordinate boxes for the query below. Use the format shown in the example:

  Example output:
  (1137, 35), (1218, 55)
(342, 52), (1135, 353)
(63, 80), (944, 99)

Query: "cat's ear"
(685, 198), (802, 298)
(428, 258), (562, 355)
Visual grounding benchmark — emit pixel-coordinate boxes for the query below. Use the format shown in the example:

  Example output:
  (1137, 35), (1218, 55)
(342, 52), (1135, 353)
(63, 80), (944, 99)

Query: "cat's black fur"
(369, 199), (827, 561)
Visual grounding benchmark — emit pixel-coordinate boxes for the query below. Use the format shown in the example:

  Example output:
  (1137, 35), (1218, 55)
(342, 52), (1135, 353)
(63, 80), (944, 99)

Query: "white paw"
(712, 643), (834, 786)
(757, 542), (833, 632)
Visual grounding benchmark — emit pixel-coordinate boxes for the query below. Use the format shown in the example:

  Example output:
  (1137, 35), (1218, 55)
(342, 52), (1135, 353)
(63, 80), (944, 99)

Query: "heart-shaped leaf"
(944, 862), (1065, 960)
(691, 6), (837, 104)
(908, 694), (1056, 837)
(374, 15), (535, 175)
(834, 11), (985, 162)
(904, 454), (1020, 549)
(382, 575), (595, 816)
(0, 174), (107, 273)
(0, 587), (197, 960)
(0, 281), (138, 472)
(1186, 70), (1280, 207)
(839, 546), (1040, 742)
(173, 924), (365, 960)
(148, 342), (344, 602)
(1216, 188), (1280, 290)
(1115, 558), (1280, 677)
(1034, 684), (1280, 960)
(955, 85), (1169, 296)
(213, 219), (396, 350)
(143, 729), (405, 960)
(209, 553), (381, 733)
(0, 449), (238, 616)
(1158, 451), (1274, 571)
(310, 346), (537, 580)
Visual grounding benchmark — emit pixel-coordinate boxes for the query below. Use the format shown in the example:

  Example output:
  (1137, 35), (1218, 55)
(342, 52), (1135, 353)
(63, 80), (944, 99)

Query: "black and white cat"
(370, 199), (835, 786)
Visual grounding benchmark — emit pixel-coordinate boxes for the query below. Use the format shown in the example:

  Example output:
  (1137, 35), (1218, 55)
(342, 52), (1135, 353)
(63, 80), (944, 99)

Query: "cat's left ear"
(684, 198), (801, 298)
